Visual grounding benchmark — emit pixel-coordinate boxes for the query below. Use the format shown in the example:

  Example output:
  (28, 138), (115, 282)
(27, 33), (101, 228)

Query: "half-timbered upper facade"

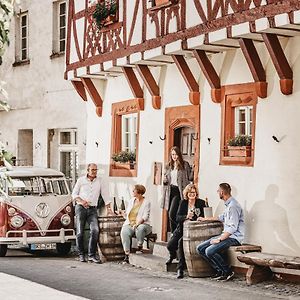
(66, 0), (300, 264)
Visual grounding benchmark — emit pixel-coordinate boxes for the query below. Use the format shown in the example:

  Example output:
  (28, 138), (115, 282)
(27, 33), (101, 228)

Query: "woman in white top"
(120, 184), (151, 263)
(161, 146), (193, 232)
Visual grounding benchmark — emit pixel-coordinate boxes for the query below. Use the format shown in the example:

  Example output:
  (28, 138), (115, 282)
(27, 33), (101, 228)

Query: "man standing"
(72, 163), (111, 263)
(196, 183), (245, 281)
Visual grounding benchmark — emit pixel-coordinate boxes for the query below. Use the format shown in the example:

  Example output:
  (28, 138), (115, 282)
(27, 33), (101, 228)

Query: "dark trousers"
(75, 205), (99, 257)
(167, 227), (185, 271)
(196, 237), (240, 275)
(168, 185), (181, 233)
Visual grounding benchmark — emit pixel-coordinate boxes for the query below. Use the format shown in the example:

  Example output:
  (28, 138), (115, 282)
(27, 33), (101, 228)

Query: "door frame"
(161, 104), (200, 242)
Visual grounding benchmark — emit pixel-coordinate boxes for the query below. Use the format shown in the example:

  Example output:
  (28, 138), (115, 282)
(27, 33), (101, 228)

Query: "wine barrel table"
(183, 220), (223, 277)
(98, 215), (125, 261)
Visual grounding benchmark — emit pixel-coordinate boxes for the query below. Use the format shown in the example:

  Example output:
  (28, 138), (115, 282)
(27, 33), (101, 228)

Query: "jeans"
(75, 205), (99, 257)
(167, 227), (185, 271)
(121, 224), (152, 253)
(168, 185), (181, 232)
(196, 237), (240, 275)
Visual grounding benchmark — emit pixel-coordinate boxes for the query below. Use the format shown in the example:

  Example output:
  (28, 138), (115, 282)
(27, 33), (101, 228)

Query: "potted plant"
(0, 142), (13, 166)
(227, 135), (252, 157)
(112, 150), (136, 170)
(93, 0), (117, 30)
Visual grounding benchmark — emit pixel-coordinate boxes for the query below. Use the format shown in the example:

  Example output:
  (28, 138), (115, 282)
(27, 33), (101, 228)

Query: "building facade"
(0, 0), (87, 185)
(66, 0), (300, 264)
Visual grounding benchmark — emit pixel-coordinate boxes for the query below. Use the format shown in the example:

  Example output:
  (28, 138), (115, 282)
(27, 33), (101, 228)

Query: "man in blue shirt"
(196, 183), (245, 281)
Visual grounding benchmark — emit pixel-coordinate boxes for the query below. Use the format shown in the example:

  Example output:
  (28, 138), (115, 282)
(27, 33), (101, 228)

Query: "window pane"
(60, 152), (71, 178)
(59, 40), (65, 52)
(60, 16), (66, 27)
(239, 123), (246, 135)
(22, 27), (26, 37)
(60, 132), (71, 144)
(60, 28), (66, 39)
(21, 49), (27, 60)
(125, 133), (130, 148)
(60, 2), (66, 14)
(239, 109), (246, 122)
(21, 15), (27, 26)
(22, 38), (27, 49)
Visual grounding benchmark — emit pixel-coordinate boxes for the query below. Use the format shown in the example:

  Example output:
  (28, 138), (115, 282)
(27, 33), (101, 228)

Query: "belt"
(88, 206), (96, 209)
(170, 184), (179, 188)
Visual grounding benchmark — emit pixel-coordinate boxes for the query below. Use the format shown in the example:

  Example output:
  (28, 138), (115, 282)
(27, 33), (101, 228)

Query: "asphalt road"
(0, 249), (299, 300)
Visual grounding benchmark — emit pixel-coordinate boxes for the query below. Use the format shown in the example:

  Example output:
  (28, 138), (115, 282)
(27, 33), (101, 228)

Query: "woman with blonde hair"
(161, 146), (193, 233)
(166, 183), (206, 278)
(120, 184), (152, 264)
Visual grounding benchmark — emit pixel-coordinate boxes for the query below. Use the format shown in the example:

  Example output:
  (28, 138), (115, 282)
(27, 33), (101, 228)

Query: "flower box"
(113, 162), (135, 170)
(155, 0), (178, 6)
(227, 146), (251, 157)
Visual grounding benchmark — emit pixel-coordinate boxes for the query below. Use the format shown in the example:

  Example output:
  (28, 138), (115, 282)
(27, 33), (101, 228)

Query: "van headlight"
(61, 214), (71, 226)
(11, 215), (24, 228)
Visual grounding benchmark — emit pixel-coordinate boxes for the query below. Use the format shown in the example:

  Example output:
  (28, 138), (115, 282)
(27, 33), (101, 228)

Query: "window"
(14, 12), (29, 62)
(52, 1), (66, 55)
(235, 106), (253, 136)
(110, 99), (144, 177)
(122, 113), (137, 152)
(220, 83), (258, 166)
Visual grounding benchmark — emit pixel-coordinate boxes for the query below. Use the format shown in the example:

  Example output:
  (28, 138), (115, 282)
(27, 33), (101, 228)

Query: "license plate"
(30, 243), (56, 250)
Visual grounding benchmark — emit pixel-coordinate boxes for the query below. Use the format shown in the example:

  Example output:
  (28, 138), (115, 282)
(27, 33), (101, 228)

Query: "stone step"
(129, 253), (177, 272)
(152, 241), (170, 258)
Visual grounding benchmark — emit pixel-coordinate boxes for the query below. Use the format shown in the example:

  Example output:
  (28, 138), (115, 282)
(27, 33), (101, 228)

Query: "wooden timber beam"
(193, 49), (221, 103)
(136, 65), (161, 109)
(122, 67), (144, 99)
(262, 33), (293, 95)
(81, 78), (103, 117)
(71, 80), (87, 101)
(172, 54), (200, 105)
(239, 38), (268, 99)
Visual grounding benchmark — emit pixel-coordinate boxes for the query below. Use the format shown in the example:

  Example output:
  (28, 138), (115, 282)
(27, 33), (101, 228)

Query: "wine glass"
(194, 208), (201, 217)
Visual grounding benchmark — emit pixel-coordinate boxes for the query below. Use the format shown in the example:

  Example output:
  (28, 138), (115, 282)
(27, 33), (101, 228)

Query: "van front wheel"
(56, 242), (71, 256)
(0, 245), (8, 257)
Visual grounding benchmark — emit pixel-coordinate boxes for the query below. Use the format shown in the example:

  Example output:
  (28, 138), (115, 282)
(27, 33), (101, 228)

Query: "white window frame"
(121, 113), (137, 152)
(52, 0), (67, 54)
(17, 12), (29, 61)
(58, 129), (77, 146)
(234, 106), (253, 136)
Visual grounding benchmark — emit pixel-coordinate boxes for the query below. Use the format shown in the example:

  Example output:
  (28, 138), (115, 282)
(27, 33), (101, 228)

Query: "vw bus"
(0, 167), (76, 256)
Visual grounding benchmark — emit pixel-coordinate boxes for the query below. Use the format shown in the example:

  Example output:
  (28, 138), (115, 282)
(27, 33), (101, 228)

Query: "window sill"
(12, 59), (30, 67)
(50, 52), (65, 59)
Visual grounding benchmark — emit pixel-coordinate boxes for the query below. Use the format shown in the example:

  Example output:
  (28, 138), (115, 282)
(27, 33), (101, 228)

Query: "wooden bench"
(237, 252), (300, 285)
(131, 232), (157, 252)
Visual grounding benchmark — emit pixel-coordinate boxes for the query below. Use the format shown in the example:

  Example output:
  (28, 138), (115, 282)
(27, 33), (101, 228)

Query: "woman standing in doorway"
(161, 146), (193, 233)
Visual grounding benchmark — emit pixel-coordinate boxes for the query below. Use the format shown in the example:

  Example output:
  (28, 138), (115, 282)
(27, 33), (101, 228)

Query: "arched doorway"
(162, 105), (200, 241)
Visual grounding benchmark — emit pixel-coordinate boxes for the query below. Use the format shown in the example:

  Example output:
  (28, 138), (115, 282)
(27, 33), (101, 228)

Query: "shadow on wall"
(247, 184), (300, 255)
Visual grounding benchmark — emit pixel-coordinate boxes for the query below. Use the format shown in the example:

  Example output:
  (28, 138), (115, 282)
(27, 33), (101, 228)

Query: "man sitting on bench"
(196, 183), (245, 281)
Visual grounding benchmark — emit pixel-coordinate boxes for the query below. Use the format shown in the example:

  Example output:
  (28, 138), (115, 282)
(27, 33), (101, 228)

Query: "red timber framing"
(71, 80), (87, 101)
(81, 78), (103, 117)
(238, 39), (267, 99)
(122, 67), (144, 99)
(65, 0), (300, 77)
(262, 33), (293, 95)
(172, 54), (200, 105)
(193, 50), (221, 103)
(136, 65), (161, 109)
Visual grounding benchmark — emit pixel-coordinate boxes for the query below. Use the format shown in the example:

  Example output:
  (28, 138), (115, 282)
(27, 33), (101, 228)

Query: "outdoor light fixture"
(272, 135), (280, 143)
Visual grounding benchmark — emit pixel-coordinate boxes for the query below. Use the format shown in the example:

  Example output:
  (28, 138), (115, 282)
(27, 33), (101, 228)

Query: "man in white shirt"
(72, 163), (111, 263)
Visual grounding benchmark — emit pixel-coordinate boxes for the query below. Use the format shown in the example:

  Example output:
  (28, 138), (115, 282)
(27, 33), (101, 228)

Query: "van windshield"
(8, 177), (68, 196)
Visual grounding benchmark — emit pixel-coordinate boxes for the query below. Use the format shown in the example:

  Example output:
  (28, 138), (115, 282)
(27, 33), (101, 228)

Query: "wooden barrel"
(98, 215), (125, 261)
(183, 220), (223, 277)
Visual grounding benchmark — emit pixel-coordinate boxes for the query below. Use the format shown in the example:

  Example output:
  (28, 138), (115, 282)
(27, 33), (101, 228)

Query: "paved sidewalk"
(0, 272), (88, 300)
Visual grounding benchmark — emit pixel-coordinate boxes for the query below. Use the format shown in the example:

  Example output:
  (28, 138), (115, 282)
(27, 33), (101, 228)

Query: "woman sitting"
(120, 184), (152, 263)
(166, 183), (206, 279)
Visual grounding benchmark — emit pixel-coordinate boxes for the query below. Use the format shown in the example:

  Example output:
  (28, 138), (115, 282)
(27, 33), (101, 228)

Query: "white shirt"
(123, 197), (151, 226)
(72, 175), (110, 206)
(170, 168), (178, 186)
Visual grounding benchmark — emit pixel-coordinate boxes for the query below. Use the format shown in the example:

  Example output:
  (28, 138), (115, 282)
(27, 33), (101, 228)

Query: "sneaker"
(177, 269), (184, 279)
(211, 271), (223, 279)
(88, 256), (102, 264)
(217, 271), (235, 281)
(79, 255), (86, 262)
(136, 245), (143, 254)
(123, 254), (129, 264)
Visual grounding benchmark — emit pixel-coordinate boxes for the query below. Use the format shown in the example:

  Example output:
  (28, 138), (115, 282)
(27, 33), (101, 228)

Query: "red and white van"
(0, 167), (76, 256)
